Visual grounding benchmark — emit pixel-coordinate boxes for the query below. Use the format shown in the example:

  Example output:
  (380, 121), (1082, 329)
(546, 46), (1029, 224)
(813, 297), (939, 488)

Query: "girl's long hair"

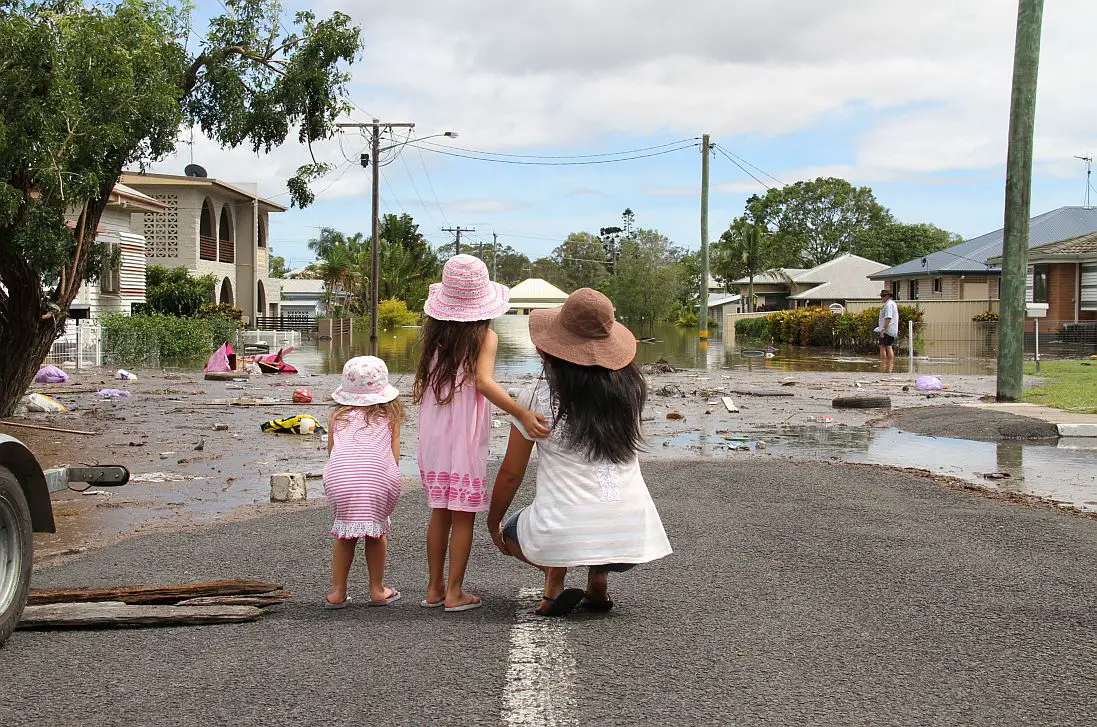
(329, 399), (405, 433)
(541, 353), (646, 464)
(412, 317), (489, 405)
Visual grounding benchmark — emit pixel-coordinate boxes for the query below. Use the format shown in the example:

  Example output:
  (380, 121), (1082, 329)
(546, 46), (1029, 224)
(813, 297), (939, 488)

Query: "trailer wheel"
(832, 395), (892, 409)
(0, 465), (32, 647)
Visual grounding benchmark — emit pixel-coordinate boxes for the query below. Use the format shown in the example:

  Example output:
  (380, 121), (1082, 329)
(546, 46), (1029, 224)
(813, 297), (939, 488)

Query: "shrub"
(145, 266), (217, 317)
(741, 305), (925, 353)
(674, 310), (718, 328)
(377, 298), (419, 330)
(101, 313), (242, 365)
(972, 310), (999, 322)
(735, 316), (771, 339)
(197, 302), (244, 321)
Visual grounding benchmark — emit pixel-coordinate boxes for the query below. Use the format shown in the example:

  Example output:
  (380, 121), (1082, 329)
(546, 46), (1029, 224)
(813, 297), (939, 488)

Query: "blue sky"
(154, 0), (1097, 271)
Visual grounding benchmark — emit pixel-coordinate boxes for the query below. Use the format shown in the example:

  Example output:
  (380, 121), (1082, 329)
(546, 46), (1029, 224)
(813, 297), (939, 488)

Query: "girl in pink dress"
(414, 255), (549, 612)
(322, 356), (404, 609)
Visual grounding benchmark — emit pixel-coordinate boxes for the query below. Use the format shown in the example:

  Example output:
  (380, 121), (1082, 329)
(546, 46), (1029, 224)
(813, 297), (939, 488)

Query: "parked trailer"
(0, 433), (128, 645)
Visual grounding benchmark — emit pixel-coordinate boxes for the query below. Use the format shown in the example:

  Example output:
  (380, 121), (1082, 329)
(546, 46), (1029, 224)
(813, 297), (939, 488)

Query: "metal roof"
(788, 254), (889, 300)
(872, 207), (1097, 279)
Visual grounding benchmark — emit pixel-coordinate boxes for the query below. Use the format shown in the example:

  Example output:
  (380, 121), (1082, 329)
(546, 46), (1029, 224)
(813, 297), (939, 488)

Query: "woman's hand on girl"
(520, 409), (551, 439)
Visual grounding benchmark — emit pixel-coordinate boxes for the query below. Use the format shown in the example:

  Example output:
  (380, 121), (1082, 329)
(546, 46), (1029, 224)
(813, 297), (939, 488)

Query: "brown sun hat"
(879, 289), (892, 297)
(528, 288), (637, 370)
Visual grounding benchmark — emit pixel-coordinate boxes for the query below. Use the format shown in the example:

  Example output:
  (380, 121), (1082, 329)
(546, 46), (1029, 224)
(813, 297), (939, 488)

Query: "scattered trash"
(819, 415), (834, 424)
(260, 414), (326, 435)
(34, 365), (69, 384)
(755, 441), (767, 450)
(242, 362), (263, 375)
(832, 395), (891, 409)
(116, 369), (138, 381)
(130, 472), (207, 483)
(981, 472), (1012, 481)
(205, 371), (247, 382)
(641, 358), (677, 375)
(80, 490), (111, 497)
(721, 397), (739, 413)
(96, 389), (131, 398)
(780, 380), (796, 387)
(213, 424), (229, 431)
(25, 393), (67, 413)
(270, 472), (307, 502)
(203, 341), (237, 373)
(666, 411), (684, 420)
(655, 384), (685, 397)
(194, 437), (205, 452)
(292, 388), (313, 404)
(226, 384), (246, 390)
(128, 441), (145, 447)
(915, 375), (945, 392)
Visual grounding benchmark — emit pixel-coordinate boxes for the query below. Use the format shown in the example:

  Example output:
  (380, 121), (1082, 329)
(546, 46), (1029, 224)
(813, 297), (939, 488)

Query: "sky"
(151, 0), (1097, 271)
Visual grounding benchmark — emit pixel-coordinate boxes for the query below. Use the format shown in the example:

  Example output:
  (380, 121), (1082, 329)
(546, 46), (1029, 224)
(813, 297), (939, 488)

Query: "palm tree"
(315, 245), (357, 315)
(714, 218), (788, 312)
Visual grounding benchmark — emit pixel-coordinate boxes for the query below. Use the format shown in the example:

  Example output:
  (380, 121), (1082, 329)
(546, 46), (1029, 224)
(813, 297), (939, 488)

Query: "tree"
(530, 257), (570, 291)
(713, 217), (786, 312)
(0, 0), (361, 416)
(552, 232), (608, 291)
(746, 177), (891, 267)
(600, 229), (680, 335)
(378, 213), (440, 311)
(268, 254), (288, 278)
(854, 222), (961, 266)
(144, 266), (216, 317)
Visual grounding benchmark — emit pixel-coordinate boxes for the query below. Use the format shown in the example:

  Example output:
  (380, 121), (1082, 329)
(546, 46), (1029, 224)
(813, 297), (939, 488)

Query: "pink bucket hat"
(331, 356), (400, 406)
(423, 254), (510, 322)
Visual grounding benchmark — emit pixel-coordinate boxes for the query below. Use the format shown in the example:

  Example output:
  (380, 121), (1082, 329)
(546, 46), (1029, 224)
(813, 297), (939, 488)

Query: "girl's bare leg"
(362, 535), (396, 601)
(426, 509), (451, 604)
(445, 511), (480, 608)
(327, 538), (357, 605)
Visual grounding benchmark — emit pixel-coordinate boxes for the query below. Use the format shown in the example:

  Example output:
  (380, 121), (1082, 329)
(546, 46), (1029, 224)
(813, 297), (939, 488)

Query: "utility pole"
(443, 226), (475, 256)
(492, 231), (499, 281)
(699, 133), (711, 343)
(997, 0), (1045, 402)
(336, 119), (416, 355)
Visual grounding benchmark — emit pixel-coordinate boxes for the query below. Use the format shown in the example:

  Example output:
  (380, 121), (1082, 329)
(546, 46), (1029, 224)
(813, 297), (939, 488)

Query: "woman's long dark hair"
(412, 317), (490, 405)
(541, 353), (646, 464)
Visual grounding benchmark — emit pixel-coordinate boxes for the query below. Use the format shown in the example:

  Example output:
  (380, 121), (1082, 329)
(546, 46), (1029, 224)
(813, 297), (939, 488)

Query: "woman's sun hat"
(423, 254), (510, 322)
(528, 288), (637, 370)
(331, 356), (400, 406)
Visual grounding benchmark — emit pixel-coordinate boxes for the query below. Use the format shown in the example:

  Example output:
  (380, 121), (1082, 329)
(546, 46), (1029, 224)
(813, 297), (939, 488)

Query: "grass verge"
(1023, 359), (1097, 413)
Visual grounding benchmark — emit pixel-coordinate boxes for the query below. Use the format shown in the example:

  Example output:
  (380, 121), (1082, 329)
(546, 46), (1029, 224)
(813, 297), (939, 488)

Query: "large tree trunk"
(0, 248), (64, 417)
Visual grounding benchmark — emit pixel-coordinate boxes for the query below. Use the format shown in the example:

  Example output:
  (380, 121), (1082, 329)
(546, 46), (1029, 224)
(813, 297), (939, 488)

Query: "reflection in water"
(282, 318), (998, 376)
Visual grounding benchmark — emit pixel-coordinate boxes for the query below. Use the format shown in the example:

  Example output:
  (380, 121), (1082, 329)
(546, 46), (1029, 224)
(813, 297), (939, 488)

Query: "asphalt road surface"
(2, 458), (1095, 726)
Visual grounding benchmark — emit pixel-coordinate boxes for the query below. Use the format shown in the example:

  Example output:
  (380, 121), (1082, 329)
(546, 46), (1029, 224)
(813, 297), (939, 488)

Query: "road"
(2, 458), (1095, 726)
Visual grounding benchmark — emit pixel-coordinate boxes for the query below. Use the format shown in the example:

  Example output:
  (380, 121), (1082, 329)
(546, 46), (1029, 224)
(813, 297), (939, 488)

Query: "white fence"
(44, 320), (102, 369)
(238, 329), (301, 350)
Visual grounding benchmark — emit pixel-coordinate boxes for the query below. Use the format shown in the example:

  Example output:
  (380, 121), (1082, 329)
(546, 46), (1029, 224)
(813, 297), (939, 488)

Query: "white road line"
(501, 587), (578, 726)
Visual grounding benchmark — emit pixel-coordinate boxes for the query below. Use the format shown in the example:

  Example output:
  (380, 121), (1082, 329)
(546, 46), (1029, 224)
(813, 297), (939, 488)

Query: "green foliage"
(268, 254), (288, 278)
(379, 213), (441, 311)
(1024, 360), (1097, 413)
(552, 232), (609, 291)
(674, 310), (718, 329)
(735, 305), (924, 352)
(712, 217), (784, 311)
(599, 229), (681, 334)
(197, 302), (244, 321)
(100, 312), (240, 364)
(972, 310), (1000, 322)
(855, 222), (961, 267)
(145, 266), (216, 316)
(376, 298), (419, 330)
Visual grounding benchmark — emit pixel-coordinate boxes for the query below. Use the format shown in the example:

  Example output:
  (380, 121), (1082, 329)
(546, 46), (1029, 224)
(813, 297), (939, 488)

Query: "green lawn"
(1024, 359), (1097, 413)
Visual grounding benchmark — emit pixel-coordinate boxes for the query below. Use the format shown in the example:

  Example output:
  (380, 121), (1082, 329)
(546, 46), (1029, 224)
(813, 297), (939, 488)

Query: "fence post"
(1034, 318), (1040, 373)
(907, 320), (914, 372)
(74, 320), (81, 372)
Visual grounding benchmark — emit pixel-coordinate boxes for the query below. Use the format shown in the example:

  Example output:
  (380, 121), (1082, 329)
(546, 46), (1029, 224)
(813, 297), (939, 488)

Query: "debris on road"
(18, 602), (265, 630)
(26, 393), (68, 412)
(34, 365), (69, 384)
(642, 358), (678, 375)
(97, 388), (131, 398)
(116, 369), (138, 381)
(721, 397), (739, 413)
(270, 472), (307, 502)
(292, 388), (313, 404)
(213, 423), (229, 431)
(666, 411), (684, 420)
(915, 375), (945, 392)
(729, 388), (795, 398)
(27, 579), (286, 606)
(832, 395), (892, 409)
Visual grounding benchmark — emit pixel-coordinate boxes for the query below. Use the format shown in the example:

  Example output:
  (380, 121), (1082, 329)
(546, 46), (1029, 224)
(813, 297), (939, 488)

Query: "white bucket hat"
(331, 356), (399, 406)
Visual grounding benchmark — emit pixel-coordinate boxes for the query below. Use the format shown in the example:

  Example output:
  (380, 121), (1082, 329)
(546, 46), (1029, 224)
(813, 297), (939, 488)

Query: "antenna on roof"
(1075, 154), (1093, 209)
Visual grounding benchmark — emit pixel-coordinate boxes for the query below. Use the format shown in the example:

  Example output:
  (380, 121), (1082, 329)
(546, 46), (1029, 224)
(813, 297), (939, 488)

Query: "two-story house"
(120, 170), (286, 324)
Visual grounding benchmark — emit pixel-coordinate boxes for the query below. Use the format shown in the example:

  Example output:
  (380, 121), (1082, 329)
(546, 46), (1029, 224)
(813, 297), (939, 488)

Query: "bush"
(145, 266), (217, 317)
(376, 298), (419, 330)
(197, 302), (244, 321)
(738, 305), (924, 353)
(101, 313), (242, 365)
(735, 316), (771, 340)
(674, 310), (718, 328)
(972, 310), (999, 322)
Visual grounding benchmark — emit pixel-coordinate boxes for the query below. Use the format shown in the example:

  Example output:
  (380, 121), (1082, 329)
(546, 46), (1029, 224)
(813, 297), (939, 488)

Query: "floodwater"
(281, 317), (998, 376)
(655, 425), (1097, 512)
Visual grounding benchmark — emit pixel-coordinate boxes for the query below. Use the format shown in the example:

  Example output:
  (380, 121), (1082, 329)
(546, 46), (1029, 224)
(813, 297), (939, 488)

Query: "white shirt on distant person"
(879, 298), (899, 338)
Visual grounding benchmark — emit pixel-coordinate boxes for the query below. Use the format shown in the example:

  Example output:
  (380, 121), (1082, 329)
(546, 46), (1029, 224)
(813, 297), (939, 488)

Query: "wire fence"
(909, 320), (1097, 360)
(44, 320), (102, 369)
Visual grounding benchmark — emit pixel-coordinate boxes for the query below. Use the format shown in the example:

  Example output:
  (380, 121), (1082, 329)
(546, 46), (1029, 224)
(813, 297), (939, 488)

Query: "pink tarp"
(203, 342), (237, 373)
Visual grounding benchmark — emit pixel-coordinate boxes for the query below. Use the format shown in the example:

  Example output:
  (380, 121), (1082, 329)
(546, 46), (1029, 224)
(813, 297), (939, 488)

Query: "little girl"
(322, 356), (404, 609)
(414, 254), (550, 612)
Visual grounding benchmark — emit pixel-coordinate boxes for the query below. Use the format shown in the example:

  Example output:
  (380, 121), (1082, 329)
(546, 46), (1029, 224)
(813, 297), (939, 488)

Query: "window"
(891, 281), (901, 300)
(910, 279), (920, 300)
(933, 278), (942, 294)
(1033, 264), (1049, 303)
(100, 241), (121, 294)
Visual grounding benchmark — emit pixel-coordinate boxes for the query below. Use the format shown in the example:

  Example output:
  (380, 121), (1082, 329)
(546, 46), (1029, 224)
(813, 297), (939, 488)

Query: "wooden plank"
(27, 579), (283, 606)
(0, 420), (97, 436)
(175, 594), (290, 608)
(728, 389), (795, 398)
(721, 397), (739, 413)
(19, 603), (263, 630)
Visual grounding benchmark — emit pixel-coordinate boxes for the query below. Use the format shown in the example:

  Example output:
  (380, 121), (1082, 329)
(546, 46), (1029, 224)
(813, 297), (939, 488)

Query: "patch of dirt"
(873, 406), (1059, 441)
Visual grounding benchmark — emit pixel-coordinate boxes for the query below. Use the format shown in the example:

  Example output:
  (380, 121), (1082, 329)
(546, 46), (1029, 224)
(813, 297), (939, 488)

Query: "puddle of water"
(654, 426), (1097, 512)
(264, 317), (997, 376)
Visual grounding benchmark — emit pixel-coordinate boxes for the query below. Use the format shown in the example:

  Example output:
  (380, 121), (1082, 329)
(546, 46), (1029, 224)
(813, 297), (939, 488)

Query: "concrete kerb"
(959, 401), (1097, 437)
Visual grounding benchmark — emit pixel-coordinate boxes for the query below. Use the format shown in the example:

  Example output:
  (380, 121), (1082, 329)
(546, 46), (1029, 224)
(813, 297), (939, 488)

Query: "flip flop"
(323, 596), (351, 610)
(368, 589), (401, 607)
(535, 588), (585, 617)
(580, 597), (614, 613)
(444, 597), (483, 613)
(420, 599), (445, 608)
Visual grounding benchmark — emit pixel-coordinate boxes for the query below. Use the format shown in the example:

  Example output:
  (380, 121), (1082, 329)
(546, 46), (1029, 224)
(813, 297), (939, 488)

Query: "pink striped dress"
(322, 410), (401, 539)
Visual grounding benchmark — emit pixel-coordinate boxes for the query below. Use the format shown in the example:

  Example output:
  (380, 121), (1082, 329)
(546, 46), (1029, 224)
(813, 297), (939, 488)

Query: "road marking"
(501, 587), (578, 726)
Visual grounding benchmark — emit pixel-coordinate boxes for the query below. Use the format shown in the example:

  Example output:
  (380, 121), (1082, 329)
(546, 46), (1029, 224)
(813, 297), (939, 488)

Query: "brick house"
(119, 170), (286, 324)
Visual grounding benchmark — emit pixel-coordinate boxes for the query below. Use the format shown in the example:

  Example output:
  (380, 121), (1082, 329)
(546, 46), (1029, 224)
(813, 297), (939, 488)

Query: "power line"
(396, 152), (440, 228)
(715, 144), (785, 186)
(712, 145), (771, 190)
(416, 147), (451, 227)
(410, 142), (698, 166)
(416, 138), (699, 160)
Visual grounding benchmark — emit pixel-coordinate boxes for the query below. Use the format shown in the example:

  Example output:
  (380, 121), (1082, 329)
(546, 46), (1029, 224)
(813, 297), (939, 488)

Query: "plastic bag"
(116, 369), (138, 381)
(34, 365), (69, 384)
(25, 393), (67, 413)
(292, 388), (313, 404)
(97, 388), (131, 398)
(915, 375), (944, 392)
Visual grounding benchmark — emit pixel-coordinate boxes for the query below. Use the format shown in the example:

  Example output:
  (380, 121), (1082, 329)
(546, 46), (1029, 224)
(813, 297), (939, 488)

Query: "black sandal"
(535, 588), (585, 617)
(580, 596), (614, 613)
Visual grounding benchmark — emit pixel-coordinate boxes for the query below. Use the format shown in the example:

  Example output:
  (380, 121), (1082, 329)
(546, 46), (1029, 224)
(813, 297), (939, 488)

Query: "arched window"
(258, 217), (267, 249)
(199, 199), (217, 261)
(257, 280), (266, 314)
(218, 206), (234, 263)
(219, 277), (234, 306)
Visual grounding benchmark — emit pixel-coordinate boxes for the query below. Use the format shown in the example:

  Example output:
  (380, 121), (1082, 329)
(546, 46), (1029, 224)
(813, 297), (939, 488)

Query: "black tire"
(0, 465), (33, 648)
(832, 395), (892, 409)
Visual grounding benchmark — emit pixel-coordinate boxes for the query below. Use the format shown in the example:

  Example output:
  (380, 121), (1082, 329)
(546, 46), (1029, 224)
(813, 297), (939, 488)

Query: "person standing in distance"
(875, 288), (899, 372)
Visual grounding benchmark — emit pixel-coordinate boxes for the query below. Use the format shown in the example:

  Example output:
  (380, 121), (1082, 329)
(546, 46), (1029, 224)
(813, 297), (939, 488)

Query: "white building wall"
(73, 207), (147, 317)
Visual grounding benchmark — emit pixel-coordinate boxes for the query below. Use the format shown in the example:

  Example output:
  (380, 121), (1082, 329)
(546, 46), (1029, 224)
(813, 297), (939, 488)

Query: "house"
(986, 230), (1097, 331)
(71, 183), (167, 316)
(706, 293), (744, 317)
(279, 278), (327, 319)
(729, 254), (886, 310)
(120, 170), (288, 324)
(871, 206), (1097, 302)
(507, 278), (569, 315)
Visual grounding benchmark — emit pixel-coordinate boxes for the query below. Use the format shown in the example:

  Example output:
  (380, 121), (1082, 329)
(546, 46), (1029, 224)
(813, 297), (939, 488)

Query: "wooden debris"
(27, 579), (283, 606)
(728, 389), (794, 398)
(0, 420), (97, 436)
(721, 397), (739, 413)
(175, 593), (290, 608)
(204, 371), (248, 381)
(19, 602), (263, 630)
(666, 411), (684, 420)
